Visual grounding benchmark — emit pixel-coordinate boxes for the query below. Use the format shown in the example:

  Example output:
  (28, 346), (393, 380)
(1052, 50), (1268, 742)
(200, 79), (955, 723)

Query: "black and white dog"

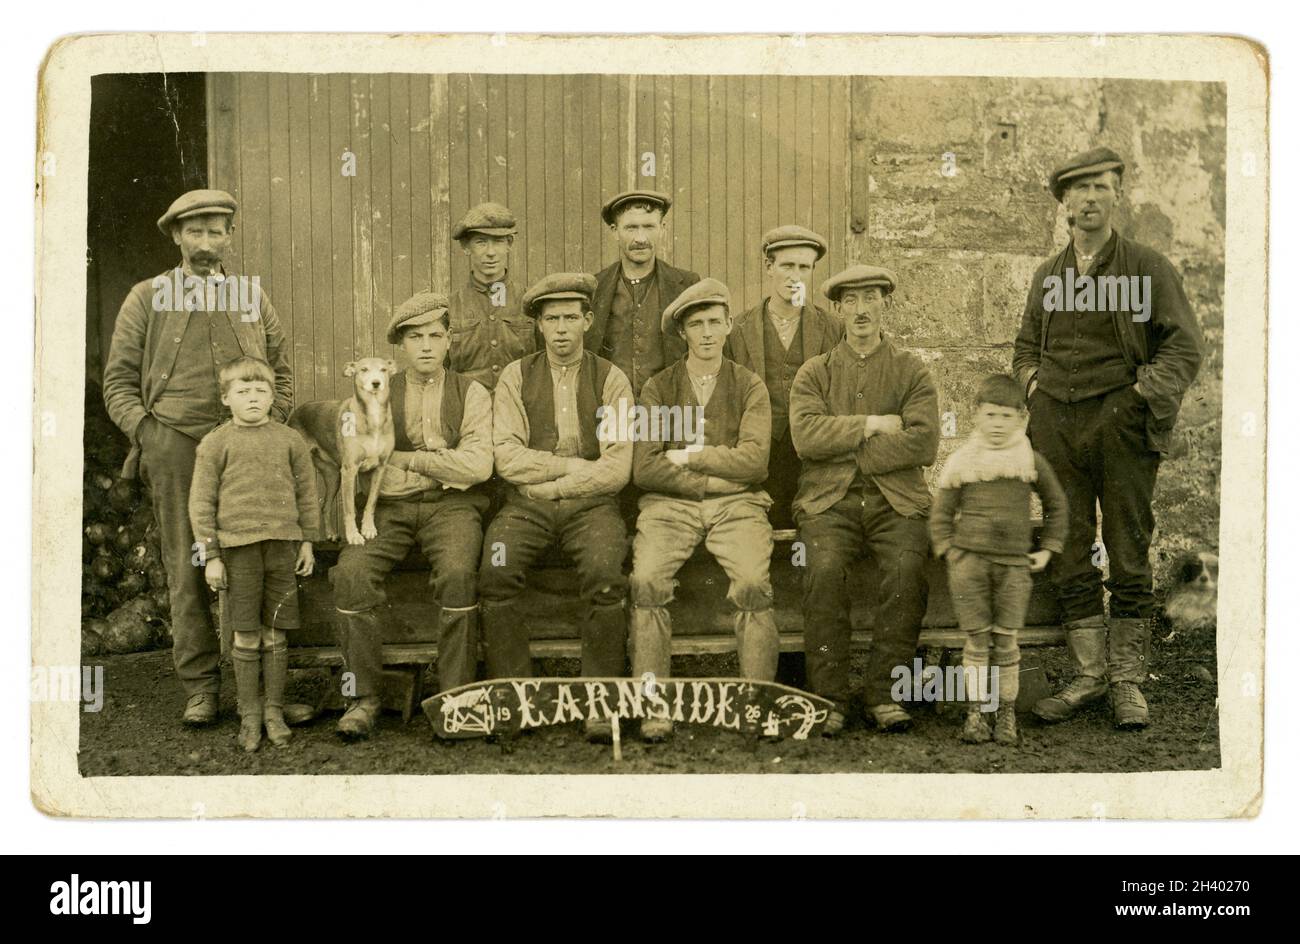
(1164, 551), (1219, 635)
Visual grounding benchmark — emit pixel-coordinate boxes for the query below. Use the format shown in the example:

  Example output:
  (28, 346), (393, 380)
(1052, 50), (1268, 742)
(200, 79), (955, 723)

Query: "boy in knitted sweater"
(929, 374), (1068, 745)
(189, 356), (319, 752)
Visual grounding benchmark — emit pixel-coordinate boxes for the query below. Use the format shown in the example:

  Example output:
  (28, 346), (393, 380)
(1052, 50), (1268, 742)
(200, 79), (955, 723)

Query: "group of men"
(103, 144), (1203, 745)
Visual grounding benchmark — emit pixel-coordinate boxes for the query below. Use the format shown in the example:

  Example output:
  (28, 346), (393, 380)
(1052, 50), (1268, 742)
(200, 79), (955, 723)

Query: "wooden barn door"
(207, 72), (849, 406)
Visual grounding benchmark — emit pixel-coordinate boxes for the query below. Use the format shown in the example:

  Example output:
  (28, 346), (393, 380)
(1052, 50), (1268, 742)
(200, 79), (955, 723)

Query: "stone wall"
(847, 77), (1226, 585)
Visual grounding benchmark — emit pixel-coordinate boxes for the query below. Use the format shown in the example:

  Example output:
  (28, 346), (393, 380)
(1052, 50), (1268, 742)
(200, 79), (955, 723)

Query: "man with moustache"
(630, 279), (776, 741)
(447, 202), (535, 390)
(726, 225), (843, 530)
(589, 190), (700, 397)
(479, 273), (634, 743)
(1013, 147), (1203, 729)
(103, 189), (293, 726)
(789, 265), (939, 735)
(329, 292), (495, 740)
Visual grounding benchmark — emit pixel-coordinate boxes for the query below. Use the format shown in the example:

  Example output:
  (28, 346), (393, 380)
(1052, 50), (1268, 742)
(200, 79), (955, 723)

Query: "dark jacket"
(633, 357), (771, 501)
(725, 299), (843, 441)
(586, 258), (700, 368)
(1011, 232), (1203, 454)
(789, 336), (939, 520)
(103, 267), (293, 479)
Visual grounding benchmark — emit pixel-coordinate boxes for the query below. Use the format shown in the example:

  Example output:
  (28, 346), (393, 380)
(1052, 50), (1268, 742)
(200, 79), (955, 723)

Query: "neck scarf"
(937, 425), (1037, 489)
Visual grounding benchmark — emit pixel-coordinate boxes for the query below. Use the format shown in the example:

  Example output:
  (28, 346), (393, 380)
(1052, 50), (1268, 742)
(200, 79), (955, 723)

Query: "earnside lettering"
(49, 875), (151, 925)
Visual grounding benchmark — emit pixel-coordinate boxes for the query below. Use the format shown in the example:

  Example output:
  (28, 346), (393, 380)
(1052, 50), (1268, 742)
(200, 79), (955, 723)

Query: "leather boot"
(481, 600), (532, 679)
(232, 646), (263, 753)
(337, 696), (382, 740)
(630, 606), (672, 742)
(1033, 615), (1109, 722)
(1108, 617), (1152, 729)
(335, 608), (384, 741)
(262, 638), (291, 748)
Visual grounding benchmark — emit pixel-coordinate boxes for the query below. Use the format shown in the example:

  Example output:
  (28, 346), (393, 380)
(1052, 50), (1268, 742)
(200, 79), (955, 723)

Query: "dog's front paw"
(345, 528), (366, 546)
(360, 518), (378, 540)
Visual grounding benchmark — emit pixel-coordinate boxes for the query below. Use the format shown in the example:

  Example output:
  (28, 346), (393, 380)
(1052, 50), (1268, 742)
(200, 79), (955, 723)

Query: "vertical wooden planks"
(238, 74), (272, 295)
(409, 73), (432, 294)
(348, 74), (374, 360)
(466, 73), (489, 208)
(724, 75), (746, 305)
(826, 75), (849, 290)
(390, 74), (413, 313)
(207, 73), (243, 271)
(506, 74), (529, 287)
(562, 75), (583, 271)
(429, 74), (451, 300)
(448, 74), (469, 290)
(285, 74), (315, 404)
(579, 75), (603, 278)
(743, 75), (762, 306)
(849, 75), (872, 262)
(794, 75), (813, 228)
(485, 75), (507, 205)
(308, 74), (334, 398)
(523, 75), (546, 287)
(671, 75), (692, 272)
(329, 74), (355, 398)
(690, 76), (710, 276)
(654, 75), (674, 268)
(543, 75), (565, 274)
(369, 76), (393, 355)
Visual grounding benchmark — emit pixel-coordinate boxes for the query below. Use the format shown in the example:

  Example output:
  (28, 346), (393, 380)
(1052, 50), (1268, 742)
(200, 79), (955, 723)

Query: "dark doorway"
(86, 73), (207, 383)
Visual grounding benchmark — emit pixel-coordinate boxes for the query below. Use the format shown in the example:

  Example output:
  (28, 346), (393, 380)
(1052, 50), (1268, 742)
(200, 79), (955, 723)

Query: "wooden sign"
(422, 677), (835, 741)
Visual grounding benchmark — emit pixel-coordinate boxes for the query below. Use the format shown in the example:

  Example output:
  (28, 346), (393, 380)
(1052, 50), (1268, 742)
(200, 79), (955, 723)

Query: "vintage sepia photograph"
(32, 32), (1266, 819)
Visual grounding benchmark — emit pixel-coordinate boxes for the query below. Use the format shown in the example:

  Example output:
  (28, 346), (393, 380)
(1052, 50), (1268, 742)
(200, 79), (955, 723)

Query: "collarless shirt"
(403, 366), (447, 450)
(547, 355), (585, 458)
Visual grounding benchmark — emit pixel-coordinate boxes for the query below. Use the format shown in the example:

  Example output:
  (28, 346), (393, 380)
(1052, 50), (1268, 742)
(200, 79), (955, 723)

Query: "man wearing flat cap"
(630, 279), (777, 740)
(328, 291), (495, 740)
(588, 190), (701, 396)
(479, 273), (635, 743)
(726, 225), (843, 530)
(789, 265), (939, 735)
(1013, 147), (1203, 730)
(447, 201), (536, 390)
(103, 189), (294, 727)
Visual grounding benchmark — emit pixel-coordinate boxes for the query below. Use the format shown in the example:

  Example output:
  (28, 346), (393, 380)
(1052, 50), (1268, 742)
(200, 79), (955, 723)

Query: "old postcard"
(32, 32), (1266, 819)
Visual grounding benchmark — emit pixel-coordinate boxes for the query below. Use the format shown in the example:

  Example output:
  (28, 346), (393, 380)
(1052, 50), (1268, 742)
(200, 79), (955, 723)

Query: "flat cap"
(387, 291), (450, 343)
(157, 189), (237, 236)
(1049, 147), (1125, 202)
(821, 264), (898, 302)
(601, 189), (672, 226)
(522, 273), (598, 318)
(451, 202), (518, 240)
(762, 224), (827, 261)
(661, 278), (730, 334)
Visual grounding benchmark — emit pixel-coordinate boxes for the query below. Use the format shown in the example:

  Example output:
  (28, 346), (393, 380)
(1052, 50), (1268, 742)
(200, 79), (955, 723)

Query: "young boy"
(929, 374), (1068, 745)
(189, 356), (319, 752)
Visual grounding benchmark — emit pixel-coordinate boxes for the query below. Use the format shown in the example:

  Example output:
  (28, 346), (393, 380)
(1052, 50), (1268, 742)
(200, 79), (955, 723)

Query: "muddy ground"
(78, 619), (1220, 778)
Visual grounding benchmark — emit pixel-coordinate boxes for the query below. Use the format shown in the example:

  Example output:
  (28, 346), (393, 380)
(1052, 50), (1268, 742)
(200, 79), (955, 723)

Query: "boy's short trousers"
(222, 540), (302, 633)
(945, 548), (1032, 633)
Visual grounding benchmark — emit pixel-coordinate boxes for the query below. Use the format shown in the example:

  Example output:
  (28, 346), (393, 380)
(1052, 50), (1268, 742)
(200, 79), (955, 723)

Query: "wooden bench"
(288, 527), (1065, 719)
